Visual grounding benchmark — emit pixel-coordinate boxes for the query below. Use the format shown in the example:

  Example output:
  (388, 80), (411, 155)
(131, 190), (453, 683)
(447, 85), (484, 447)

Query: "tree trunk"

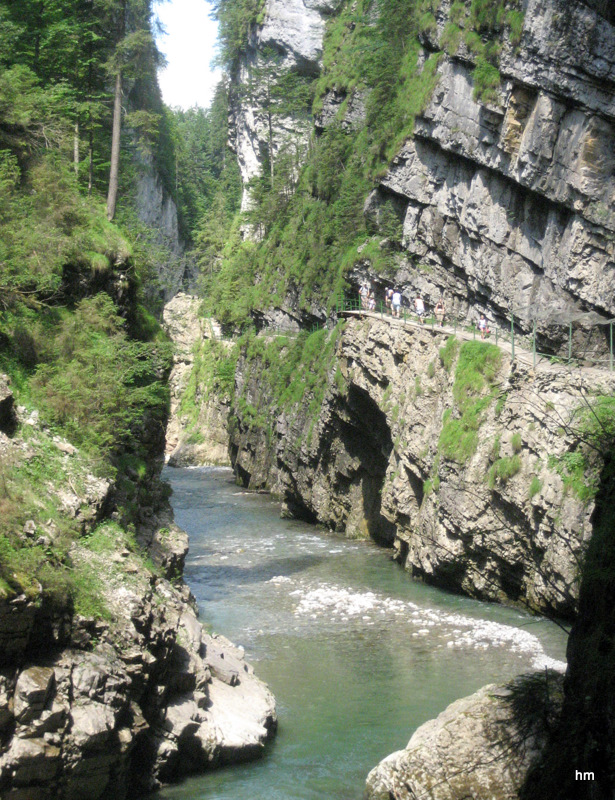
(73, 121), (79, 178)
(88, 119), (93, 196)
(106, 71), (122, 221)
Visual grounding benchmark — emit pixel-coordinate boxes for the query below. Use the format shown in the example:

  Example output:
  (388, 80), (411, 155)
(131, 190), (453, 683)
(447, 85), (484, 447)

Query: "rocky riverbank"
(0, 377), (276, 799)
(365, 670), (564, 800)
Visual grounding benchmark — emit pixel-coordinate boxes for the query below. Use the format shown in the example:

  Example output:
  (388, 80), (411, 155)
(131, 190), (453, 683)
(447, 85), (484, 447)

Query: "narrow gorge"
(163, 0), (615, 797)
(1, 0), (615, 798)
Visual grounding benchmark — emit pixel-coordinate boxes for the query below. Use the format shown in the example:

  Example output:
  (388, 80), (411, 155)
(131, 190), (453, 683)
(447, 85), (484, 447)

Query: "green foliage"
(511, 432), (522, 453)
(179, 337), (238, 434)
(472, 56), (501, 104)
(201, 0), (443, 328)
(548, 451), (596, 504)
(462, 0), (524, 104)
(495, 392), (507, 417)
(439, 341), (501, 463)
(439, 335), (459, 372)
(0, 152), (131, 302)
(507, 10), (524, 45)
(172, 81), (242, 245)
(529, 476), (542, 499)
(235, 323), (345, 432)
(424, 474), (440, 496)
(26, 294), (170, 467)
(488, 454), (521, 489)
(441, 22), (462, 55)
(211, 0), (263, 68)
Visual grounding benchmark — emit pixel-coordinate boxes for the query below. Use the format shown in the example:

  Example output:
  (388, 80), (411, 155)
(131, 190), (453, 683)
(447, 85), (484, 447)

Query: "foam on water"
(290, 582), (566, 672)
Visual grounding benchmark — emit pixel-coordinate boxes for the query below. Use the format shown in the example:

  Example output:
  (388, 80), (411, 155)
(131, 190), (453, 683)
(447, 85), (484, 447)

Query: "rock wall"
(359, 0), (615, 347)
(365, 670), (564, 800)
(134, 153), (192, 303)
(163, 293), (231, 466)
(0, 379), (275, 799)
(229, 317), (615, 619)
(229, 0), (342, 212)
(230, 0), (615, 347)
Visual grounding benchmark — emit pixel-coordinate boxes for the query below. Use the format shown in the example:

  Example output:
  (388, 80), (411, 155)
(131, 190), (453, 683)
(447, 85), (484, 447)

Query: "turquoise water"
(154, 466), (567, 800)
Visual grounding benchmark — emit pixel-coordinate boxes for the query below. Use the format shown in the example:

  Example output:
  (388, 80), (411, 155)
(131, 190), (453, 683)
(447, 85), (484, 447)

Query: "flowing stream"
(155, 466), (567, 800)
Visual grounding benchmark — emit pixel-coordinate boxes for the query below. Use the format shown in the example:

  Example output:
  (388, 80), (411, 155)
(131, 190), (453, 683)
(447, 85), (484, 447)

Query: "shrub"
(529, 476), (542, 499)
(439, 342), (502, 463)
(439, 336), (459, 373)
(488, 455), (521, 489)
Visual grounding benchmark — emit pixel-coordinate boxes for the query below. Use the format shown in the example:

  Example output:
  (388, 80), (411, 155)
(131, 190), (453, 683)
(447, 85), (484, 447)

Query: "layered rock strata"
(230, 317), (615, 618)
(233, 0), (615, 349)
(350, 0), (615, 348)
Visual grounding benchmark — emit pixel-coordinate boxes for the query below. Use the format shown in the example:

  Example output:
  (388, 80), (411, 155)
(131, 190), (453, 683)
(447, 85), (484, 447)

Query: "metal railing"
(334, 296), (615, 372)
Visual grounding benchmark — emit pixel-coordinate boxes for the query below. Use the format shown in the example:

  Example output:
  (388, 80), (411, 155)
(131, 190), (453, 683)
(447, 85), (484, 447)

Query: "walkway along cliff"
(227, 316), (614, 620)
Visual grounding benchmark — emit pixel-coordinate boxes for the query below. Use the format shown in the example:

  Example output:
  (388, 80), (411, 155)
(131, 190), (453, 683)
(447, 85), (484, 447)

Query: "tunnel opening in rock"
(340, 384), (397, 546)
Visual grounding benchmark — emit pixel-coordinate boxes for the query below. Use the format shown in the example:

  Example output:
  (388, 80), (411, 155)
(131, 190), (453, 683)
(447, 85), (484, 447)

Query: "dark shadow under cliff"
(520, 449), (615, 800)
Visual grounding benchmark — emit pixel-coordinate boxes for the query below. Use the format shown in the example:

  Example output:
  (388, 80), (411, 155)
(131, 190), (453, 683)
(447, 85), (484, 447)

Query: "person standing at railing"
(479, 313), (489, 339)
(414, 295), (426, 323)
(368, 288), (376, 311)
(385, 287), (393, 314)
(359, 282), (369, 310)
(435, 298), (445, 327)
(392, 289), (402, 318)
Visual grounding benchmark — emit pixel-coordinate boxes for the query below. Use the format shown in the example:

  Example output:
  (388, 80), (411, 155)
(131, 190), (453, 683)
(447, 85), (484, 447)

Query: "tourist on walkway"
(414, 295), (425, 323)
(435, 298), (445, 327)
(385, 287), (393, 313)
(479, 313), (489, 339)
(359, 283), (369, 310)
(392, 290), (402, 318)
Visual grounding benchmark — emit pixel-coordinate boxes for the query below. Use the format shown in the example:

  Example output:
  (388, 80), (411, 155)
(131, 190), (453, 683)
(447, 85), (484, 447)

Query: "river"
(155, 465), (568, 800)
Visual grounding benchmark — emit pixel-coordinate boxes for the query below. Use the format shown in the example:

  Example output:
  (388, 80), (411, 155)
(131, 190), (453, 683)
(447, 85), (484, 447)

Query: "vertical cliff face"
(228, 318), (614, 619)
(229, 0), (342, 212)
(228, 0), (615, 346)
(134, 153), (191, 302)
(369, 0), (615, 347)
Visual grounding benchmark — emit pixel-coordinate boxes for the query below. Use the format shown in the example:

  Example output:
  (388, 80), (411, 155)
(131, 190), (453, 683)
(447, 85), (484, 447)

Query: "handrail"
(334, 295), (615, 372)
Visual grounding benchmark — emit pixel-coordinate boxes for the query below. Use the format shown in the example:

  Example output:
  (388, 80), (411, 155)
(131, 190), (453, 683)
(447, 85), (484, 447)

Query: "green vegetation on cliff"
(195, 0), (526, 332)
(0, 0), (176, 618)
(438, 340), (501, 463)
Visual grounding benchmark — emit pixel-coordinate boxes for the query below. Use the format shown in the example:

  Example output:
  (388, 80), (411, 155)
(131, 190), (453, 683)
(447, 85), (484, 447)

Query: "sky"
(155, 0), (221, 109)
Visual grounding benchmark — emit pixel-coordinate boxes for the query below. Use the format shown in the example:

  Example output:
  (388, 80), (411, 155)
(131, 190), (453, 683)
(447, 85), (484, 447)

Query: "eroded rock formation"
(229, 0), (343, 212)
(0, 385), (275, 798)
(365, 671), (564, 800)
(163, 293), (231, 466)
(229, 318), (615, 619)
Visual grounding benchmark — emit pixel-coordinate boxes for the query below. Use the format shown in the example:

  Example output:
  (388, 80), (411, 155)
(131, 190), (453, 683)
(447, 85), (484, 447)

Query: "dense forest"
(0, 0), (178, 610)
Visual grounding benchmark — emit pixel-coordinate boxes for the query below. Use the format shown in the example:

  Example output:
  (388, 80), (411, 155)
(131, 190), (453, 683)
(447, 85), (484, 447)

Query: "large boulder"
(365, 671), (564, 800)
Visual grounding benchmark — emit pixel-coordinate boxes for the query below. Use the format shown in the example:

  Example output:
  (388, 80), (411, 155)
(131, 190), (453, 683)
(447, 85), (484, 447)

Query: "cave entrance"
(343, 384), (397, 547)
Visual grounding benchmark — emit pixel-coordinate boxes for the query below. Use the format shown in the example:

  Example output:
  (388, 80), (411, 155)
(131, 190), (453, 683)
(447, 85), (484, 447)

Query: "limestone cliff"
(365, 671), (564, 800)
(229, 0), (342, 213)
(163, 293), (232, 467)
(371, 0), (615, 348)
(229, 318), (615, 619)
(230, 0), (615, 347)
(134, 153), (192, 303)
